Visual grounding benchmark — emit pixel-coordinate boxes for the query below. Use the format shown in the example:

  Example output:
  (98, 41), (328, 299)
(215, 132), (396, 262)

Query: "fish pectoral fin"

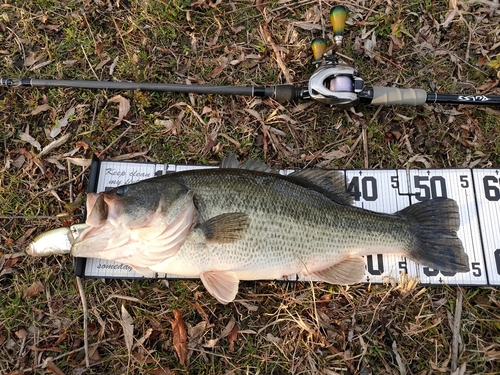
(198, 213), (249, 243)
(200, 271), (239, 304)
(311, 256), (366, 285)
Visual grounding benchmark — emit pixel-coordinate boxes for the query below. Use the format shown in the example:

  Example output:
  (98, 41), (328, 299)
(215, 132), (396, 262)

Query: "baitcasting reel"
(307, 5), (365, 107)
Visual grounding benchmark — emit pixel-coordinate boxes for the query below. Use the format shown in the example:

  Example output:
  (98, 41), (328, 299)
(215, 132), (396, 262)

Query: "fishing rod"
(1, 6), (499, 108)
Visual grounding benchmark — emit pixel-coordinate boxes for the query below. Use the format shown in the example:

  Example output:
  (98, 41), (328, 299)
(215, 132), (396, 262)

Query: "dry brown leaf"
(31, 104), (52, 115)
(450, 363), (467, 375)
(12, 154), (26, 169)
(477, 79), (499, 93)
(30, 60), (52, 71)
(109, 56), (119, 75)
(154, 119), (174, 131)
(322, 149), (347, 160)
(46, 158), (66, 170)
(89, 345), (101, 361)
(150, 369), (173, 375)
(292, 21), (322, 31)
(228, 323), (238, 353)
(408, 155), (432, 168)
(192, 302), (209, 322)
(170, 308), (188, 366)
(173, 109), (185, 135)
(206, 63), (224, 79)
(121, 304), (134, 355)
(19, 127), (41, 151)
(43, 359), (65, 375)
(23, 52), (45, 67)
(50, 107), (75, 138)
(244, 108), (263, 122)
(109, 150), (149, 161)
(133, 327), (153, 349)
(15, 227), (37, 245)
(255, 0), (266, 12)
(108, 95), (130, 128)
(39, 133), (71, 157)
(95, 41), (104, 57)
(442, 5), (459, 28)
(96, 57), (111, 70)
(220, 317), (236, 339)
(23, 281), (44, 298)
(65, 157), (92, 167)
(15, 328), (28, 339)
(3, 257), (21, 269)
(188, 321), (208, 349)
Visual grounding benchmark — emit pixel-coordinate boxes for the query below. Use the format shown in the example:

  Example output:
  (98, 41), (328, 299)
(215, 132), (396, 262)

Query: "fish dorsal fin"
(311, 255), (366, 285)
(220, 154), (240, 169)
(221, 154), (276, 173)
(198, 212), (249, 243)
(239, 159), (276, 173)
(288, 169), (354, 205)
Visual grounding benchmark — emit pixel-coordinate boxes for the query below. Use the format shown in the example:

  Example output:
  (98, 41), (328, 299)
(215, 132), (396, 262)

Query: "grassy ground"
(1, 0), (500, 374)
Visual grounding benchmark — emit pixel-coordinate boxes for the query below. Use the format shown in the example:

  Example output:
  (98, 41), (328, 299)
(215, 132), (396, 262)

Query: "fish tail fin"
(398, 198), (470, 273)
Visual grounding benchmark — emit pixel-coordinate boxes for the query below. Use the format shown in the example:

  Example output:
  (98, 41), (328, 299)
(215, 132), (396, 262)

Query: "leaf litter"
(108, 95), (131, 130)
(169, 309), (188, 366)
(1, 1), (500, 374)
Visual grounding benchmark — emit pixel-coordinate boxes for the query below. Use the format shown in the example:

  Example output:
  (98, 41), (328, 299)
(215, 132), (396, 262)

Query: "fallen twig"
(451, 287), (464, 372)
(76, 276), (90, 368)
(261, 24), (293, 84)
(17, 338), (116, 373)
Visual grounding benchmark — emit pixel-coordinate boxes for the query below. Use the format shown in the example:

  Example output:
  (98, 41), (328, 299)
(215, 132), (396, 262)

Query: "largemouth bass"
(71, 156), (470, 304)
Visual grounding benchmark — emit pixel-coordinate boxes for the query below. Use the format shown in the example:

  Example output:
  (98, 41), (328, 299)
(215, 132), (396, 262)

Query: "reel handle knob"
(311, 37), (327, 61)
(330, 5), (348, 47)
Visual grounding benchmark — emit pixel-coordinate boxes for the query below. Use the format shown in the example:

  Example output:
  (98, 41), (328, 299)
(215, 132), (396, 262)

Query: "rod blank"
(0, 78), (305, 103)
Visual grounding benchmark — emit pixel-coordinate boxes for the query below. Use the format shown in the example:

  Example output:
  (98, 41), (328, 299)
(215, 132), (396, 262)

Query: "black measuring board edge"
(73, 154), (100, 277)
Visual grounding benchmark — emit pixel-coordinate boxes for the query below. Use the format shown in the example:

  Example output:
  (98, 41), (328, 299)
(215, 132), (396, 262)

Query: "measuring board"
(74, 159), (500, 286)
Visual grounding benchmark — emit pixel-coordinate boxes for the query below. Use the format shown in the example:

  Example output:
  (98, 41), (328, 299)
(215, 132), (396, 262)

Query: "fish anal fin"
(199, 213), (249, 243)
(200, 271), (239, 304)
(311, 256), (366, 285)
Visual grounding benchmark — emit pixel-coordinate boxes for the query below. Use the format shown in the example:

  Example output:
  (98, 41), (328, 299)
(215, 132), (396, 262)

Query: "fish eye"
(115, 186), (129, 196)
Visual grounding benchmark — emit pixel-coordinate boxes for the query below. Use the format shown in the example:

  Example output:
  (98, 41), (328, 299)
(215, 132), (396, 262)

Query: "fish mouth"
(26, 242), (38, 256)
(71, 193), (196, 264)
(72, 193), (114, 252)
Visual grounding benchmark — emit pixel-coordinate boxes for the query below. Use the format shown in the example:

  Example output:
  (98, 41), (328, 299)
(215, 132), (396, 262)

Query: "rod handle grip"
(371, 86), (427, 106)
